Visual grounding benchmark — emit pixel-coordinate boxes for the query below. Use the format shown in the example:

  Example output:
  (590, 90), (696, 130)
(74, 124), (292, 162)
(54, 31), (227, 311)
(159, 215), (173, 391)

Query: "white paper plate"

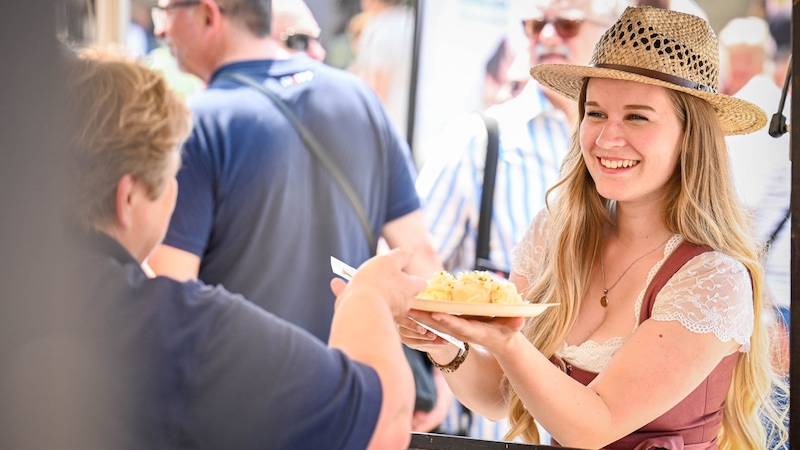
(411, 298), (558, 317)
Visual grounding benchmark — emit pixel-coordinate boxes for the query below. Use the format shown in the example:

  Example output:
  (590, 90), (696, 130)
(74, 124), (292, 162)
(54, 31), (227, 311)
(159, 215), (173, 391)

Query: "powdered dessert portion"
(418, 271), (524, 304)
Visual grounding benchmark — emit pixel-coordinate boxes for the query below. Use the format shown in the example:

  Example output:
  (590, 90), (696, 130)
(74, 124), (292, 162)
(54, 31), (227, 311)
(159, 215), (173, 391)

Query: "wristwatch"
(427, 343), (470, 373)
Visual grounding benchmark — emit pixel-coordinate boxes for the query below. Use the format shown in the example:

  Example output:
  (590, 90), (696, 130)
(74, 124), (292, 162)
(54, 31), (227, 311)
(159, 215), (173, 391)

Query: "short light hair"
(66, 47), (192, 231)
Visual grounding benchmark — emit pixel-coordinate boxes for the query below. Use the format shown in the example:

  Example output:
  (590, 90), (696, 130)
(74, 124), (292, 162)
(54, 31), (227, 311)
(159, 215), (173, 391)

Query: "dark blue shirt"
(162, 56), (420, 341)
(68, 232), (382, 449)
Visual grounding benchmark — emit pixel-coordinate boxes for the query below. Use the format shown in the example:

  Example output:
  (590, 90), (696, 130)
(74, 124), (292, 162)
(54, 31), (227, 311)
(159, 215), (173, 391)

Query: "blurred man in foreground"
(53, 48), (423, 449)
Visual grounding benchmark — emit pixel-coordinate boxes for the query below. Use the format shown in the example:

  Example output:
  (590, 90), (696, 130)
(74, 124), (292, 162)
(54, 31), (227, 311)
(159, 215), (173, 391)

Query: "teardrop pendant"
(600, 289), (609, 307)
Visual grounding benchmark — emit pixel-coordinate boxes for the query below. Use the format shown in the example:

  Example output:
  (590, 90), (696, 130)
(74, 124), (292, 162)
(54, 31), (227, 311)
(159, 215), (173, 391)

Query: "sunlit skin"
(580, 78), (684, 208)
(153, 0), (229, 83)
(110, 149), (181, 265)
(138, 151), (181, 262)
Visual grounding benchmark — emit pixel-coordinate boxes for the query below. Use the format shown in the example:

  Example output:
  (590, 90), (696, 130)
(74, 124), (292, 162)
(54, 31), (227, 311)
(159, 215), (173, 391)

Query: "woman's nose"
(595, 121), (625, 149)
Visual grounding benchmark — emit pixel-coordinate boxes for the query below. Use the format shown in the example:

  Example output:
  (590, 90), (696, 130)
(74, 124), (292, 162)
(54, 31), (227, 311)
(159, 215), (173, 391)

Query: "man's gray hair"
(586, 0), (632, 25)
(515, 0), (632, 25)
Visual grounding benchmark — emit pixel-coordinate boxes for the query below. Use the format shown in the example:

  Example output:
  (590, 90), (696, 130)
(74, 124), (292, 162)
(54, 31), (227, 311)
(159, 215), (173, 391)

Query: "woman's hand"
(398, 309), (525, 361)
(396, 312), (447, 347)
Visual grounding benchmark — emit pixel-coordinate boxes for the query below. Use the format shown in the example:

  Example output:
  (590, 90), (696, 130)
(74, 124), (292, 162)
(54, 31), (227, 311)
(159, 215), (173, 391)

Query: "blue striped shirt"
(417, 81), (569, 276)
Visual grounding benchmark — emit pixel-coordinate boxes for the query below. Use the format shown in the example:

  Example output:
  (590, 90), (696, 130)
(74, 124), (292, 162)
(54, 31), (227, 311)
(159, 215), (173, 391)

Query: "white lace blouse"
(511, 213), (754, 373)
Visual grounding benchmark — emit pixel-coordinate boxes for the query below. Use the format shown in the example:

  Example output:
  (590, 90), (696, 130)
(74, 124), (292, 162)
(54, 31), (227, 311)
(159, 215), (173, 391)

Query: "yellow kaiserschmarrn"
(418, 271), (523, 304)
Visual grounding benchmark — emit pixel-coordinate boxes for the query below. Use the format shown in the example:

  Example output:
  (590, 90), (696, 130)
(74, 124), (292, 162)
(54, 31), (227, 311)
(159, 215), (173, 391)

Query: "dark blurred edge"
(791, 2), (799, 449)
(406, 0), (422, 155)
(0, 1), (76, 448)
(409, 432), (587, 449)
(0, 2), (795, 449)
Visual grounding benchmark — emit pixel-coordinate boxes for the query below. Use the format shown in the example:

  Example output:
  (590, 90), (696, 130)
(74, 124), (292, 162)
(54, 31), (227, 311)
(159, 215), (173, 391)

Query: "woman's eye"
(628, 114), (648, 121)
(585, 111), (604, 118)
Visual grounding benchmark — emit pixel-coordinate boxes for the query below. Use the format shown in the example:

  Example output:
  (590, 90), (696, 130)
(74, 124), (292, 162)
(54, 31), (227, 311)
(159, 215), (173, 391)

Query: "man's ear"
(200, 0), (224, 28)
(115, 174), (137, 230)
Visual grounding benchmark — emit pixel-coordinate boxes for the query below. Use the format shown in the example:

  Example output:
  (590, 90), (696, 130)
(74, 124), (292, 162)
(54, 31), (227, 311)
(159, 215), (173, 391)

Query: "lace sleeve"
(511, 209), (548, 285)
(651, 251), (754, 352)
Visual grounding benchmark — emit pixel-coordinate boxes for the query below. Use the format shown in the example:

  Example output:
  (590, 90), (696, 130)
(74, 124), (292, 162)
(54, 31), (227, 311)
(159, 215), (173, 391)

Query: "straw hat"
(529, 6), (767, 135)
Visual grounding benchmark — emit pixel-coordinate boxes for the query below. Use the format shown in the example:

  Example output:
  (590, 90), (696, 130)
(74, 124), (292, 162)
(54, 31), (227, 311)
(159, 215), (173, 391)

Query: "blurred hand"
(330, 247), (427, 319)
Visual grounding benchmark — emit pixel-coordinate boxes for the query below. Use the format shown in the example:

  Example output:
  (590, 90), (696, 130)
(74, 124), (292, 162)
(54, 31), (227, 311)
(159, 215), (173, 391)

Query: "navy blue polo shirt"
(162, 57), (420, 342)
(67, 232), (382, 449)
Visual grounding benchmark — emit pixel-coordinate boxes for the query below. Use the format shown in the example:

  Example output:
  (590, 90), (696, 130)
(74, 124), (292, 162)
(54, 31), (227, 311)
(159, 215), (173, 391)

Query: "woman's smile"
(598, 157), (640, 169)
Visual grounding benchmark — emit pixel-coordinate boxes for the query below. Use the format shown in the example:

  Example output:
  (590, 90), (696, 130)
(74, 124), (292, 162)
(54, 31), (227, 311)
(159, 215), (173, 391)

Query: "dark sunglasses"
(281, 32), (315, 51)
(522, 17), (598, 39)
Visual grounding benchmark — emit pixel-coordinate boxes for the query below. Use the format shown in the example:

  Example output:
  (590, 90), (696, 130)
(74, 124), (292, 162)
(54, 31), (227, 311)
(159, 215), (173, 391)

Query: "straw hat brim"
(529, 64), (767, 136)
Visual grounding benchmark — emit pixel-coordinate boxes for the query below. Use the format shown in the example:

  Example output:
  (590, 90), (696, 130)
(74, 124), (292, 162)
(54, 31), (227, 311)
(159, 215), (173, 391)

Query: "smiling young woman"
(398, 6), (788, 449)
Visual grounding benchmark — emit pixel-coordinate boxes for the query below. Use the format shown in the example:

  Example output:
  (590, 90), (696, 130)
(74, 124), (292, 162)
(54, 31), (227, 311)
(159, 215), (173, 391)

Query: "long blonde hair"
(504, 80), (788, 448)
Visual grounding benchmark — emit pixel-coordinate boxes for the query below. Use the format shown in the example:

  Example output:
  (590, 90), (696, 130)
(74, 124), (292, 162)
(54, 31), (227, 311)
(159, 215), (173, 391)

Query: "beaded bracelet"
(427, 343), (470, 373)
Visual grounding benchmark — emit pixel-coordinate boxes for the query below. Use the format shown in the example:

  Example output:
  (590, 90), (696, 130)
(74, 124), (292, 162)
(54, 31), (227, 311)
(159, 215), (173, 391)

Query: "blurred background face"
(152, 0), (209, 80)
(522, 0), (616, 66)
(720, 45), (767, 95)
(271, 0), (327, 61)
(482, 40), (513, 107)
(717, 16), (776, 96)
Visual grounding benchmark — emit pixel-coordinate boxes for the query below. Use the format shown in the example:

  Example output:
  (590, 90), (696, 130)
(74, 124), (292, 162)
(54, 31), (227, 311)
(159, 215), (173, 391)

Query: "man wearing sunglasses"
(271, 0), (326, 61)
(415, 0), (631, 442)
(518, 0), (632, 116)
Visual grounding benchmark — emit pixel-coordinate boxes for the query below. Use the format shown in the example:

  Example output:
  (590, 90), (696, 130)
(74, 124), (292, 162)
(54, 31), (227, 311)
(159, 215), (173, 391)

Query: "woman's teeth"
(600, 158), (639, 169)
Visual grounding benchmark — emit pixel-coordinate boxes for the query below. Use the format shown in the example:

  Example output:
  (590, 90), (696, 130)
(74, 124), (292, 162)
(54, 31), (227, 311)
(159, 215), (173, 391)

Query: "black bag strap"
(765, 208), (790, 253)
(457, 112), (503, 435)
(475, 113), (508, 277)
(222, 72), (377, 253)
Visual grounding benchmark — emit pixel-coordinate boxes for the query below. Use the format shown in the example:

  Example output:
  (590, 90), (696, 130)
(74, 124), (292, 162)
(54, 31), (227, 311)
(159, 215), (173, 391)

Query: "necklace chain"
(600, 236), (671, 307)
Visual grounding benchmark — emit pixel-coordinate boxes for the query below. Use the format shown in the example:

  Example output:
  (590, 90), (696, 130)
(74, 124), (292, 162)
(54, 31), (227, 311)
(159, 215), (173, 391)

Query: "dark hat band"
(591, 63), (717, 93)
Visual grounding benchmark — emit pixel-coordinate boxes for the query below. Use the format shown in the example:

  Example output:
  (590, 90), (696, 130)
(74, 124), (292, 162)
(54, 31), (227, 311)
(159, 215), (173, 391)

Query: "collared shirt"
(163, 57), (420, 342)
(416, 81), (570, 276)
